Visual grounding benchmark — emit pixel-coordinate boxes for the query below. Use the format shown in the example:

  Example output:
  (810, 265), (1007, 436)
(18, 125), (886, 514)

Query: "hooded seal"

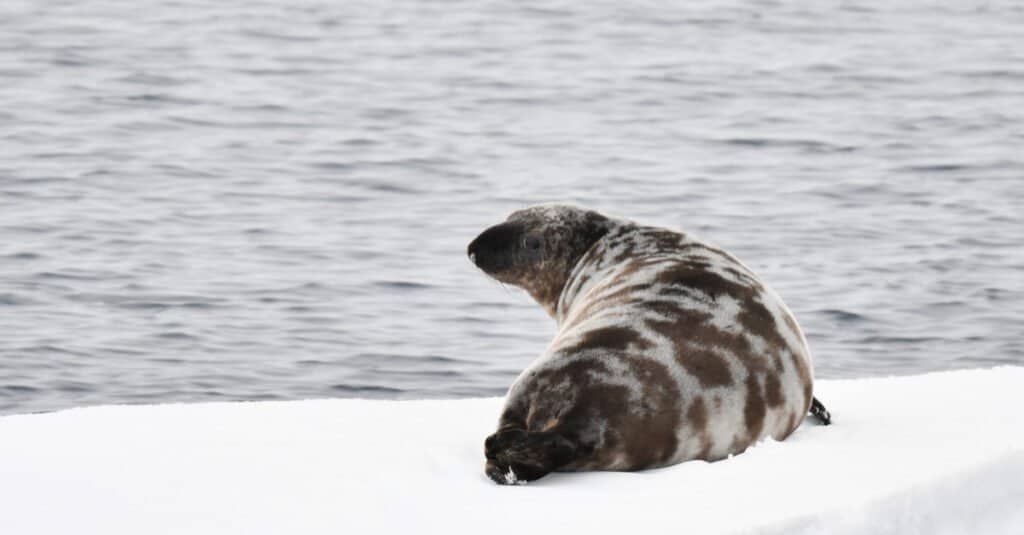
(467, 204), (829, 485)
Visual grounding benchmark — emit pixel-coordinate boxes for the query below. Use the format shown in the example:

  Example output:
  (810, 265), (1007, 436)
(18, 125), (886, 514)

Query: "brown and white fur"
(468, 204), (828, 485)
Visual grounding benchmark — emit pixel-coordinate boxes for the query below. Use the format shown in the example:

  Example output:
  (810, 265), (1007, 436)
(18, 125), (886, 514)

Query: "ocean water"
(1, 0), (1022, 415)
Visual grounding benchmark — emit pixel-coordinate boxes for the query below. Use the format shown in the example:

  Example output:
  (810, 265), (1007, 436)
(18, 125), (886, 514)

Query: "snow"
(2, 368), (1023, 535)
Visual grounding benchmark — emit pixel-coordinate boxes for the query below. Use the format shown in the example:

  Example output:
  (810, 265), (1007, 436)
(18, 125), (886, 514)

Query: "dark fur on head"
(467, 204), (612, 316)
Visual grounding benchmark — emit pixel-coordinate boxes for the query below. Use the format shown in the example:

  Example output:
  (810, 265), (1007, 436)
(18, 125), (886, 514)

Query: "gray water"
(2, 0), (1023, 415)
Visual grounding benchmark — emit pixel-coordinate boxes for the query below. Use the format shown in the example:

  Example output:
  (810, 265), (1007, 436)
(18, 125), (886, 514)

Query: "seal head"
(467, 205), (611, 316)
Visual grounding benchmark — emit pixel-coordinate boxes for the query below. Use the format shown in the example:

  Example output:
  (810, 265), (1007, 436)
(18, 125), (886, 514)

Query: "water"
(2, 0), (1023, 415)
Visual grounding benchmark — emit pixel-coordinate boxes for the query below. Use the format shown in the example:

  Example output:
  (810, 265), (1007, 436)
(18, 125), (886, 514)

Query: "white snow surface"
(2, 368), (1023, 535)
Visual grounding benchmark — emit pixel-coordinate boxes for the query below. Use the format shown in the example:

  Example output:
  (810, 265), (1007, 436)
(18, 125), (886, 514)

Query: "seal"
(467, 204), (829, 485)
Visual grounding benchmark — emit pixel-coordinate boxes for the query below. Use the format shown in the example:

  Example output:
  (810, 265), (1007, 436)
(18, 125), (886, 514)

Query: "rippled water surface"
(2, 0), (1023, 414)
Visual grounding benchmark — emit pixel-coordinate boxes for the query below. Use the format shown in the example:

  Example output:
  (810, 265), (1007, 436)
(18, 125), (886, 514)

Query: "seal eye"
(523, 235), (542, 252)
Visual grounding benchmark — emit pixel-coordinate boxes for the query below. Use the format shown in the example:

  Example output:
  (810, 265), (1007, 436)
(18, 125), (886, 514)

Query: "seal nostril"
(469, 252), (477, 265)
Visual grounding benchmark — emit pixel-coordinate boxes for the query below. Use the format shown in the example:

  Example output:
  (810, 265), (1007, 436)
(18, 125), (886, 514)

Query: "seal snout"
(467, 222), (520, 274)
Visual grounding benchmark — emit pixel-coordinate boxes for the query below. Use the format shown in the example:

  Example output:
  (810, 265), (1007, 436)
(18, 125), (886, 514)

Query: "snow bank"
(2, 368), (1023, 535)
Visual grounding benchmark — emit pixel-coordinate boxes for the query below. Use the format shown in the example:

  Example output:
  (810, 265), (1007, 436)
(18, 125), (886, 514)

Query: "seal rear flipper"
(483, 428), (578, 485)
(810, 396), (832, 425)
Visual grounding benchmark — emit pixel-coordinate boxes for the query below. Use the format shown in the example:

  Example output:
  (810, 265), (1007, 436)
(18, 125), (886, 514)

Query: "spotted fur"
(468, 204), (817, 483)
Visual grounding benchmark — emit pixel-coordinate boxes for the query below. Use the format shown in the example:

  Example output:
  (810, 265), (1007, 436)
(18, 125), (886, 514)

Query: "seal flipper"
(810, 396), (831, 425)
(484, 428), (577, 485)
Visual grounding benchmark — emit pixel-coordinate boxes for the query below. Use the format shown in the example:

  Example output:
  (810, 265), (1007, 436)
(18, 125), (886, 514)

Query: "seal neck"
(553, 222), (636, 326)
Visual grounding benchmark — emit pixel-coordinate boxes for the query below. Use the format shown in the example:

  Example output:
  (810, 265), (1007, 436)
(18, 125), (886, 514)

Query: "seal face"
(468, 204), (819, 484)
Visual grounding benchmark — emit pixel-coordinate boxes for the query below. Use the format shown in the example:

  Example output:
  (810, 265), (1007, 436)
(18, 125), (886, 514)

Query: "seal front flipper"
(484, 428), (577, 485)
(810, 396), (831, 425)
